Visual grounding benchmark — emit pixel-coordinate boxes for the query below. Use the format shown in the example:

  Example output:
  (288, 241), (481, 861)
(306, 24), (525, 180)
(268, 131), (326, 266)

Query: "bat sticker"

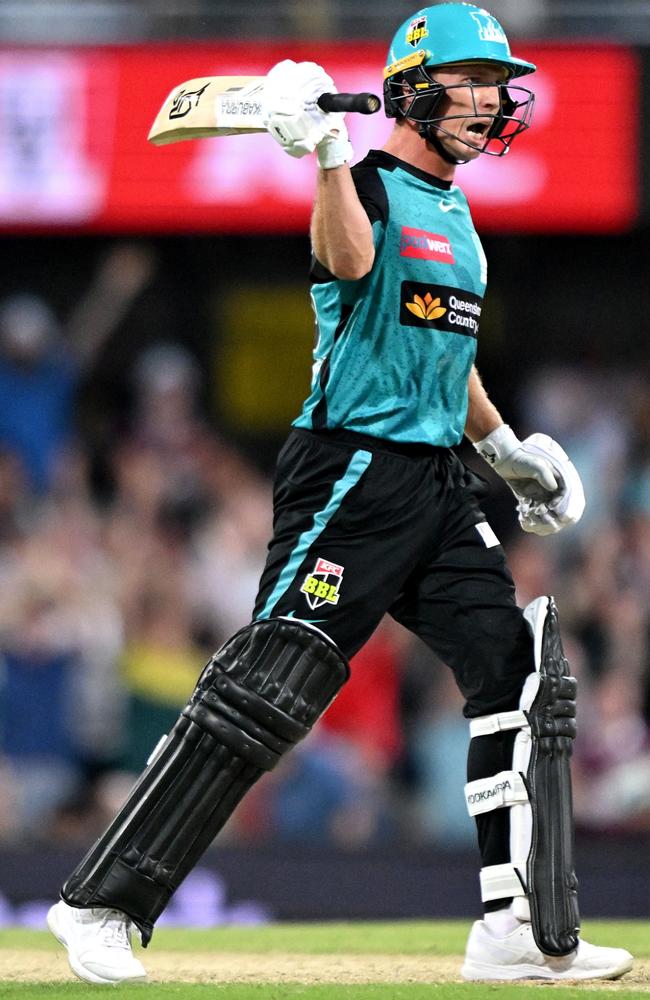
(169, 82), (211, 120)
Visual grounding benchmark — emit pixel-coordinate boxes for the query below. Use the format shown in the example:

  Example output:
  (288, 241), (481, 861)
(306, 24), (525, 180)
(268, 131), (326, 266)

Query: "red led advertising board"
(0, 42), (639, 234)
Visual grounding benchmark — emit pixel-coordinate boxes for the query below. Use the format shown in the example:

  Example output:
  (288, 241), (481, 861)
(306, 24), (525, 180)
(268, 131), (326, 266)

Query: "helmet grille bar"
(384, 66), (535, 158)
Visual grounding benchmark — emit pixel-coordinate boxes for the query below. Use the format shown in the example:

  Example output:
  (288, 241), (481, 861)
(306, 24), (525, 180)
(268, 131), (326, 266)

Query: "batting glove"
(264, 59), (353, 165)
(316, 126), (353, 169)
(474, 425), (585, 536)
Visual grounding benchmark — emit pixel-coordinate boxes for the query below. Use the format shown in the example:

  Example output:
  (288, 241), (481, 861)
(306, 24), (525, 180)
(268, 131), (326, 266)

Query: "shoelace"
(96, 910), (132, 949)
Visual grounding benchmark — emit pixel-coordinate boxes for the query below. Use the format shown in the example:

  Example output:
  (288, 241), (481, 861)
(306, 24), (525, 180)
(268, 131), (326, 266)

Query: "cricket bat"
(148, 75), (380, 146)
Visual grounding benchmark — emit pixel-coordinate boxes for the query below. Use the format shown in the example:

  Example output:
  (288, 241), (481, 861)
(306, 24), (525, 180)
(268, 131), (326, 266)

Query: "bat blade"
(148, 76), (267, 145)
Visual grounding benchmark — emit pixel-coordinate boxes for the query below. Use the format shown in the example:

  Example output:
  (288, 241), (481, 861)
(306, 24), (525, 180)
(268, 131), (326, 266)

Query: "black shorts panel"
(389, 491), (534, 717)
(253, 429), (533, 714)
(254, 429), (448, 656)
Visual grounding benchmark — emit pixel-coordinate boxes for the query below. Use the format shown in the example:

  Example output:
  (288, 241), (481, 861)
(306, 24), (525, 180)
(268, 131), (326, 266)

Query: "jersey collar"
(366, 150), (453, 190)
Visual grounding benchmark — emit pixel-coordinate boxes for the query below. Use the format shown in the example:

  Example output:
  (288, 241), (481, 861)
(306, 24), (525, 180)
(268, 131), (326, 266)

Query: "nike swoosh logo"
(439, 201), (456, 213)
(284, 610), (328, 624)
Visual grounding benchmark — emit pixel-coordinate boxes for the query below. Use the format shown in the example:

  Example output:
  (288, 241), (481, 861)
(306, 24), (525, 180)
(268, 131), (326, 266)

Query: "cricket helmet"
(383, 3), (536, 160)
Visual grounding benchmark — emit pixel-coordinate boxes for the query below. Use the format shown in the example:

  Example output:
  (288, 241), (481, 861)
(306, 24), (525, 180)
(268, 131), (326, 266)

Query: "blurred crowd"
(0, 1), (552, 46)
(0, 243), (649, 854)
(5, 0), (648, 46)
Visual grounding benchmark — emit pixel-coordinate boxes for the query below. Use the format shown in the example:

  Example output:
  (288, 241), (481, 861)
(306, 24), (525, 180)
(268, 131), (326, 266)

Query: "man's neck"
(382, 124), (457, 183)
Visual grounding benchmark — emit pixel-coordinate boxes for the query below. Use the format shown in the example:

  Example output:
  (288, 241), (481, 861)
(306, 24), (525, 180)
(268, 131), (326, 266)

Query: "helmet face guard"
(384, 63), (534, 159)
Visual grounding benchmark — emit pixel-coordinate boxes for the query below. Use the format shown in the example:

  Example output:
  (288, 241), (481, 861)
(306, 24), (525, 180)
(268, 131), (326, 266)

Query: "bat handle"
(317, 92), (381, 115)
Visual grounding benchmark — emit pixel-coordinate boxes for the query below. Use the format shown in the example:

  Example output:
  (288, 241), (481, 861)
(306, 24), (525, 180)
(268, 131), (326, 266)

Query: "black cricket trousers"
(254, 427), (533, 719)
(254, 427), (535, 893)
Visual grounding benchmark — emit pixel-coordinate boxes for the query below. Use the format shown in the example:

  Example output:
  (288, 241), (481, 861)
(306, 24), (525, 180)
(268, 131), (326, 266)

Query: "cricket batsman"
(48, 3), (633, 983)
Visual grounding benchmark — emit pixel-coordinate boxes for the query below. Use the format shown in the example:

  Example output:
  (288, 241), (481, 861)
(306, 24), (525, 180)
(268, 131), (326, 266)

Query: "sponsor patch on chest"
(400, 226), (455, 263)
(400, 281), (482, 336)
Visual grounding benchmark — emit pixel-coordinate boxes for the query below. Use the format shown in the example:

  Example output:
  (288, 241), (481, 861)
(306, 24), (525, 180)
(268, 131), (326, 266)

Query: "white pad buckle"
(480, 863), (527, 902)
(469, 710), (528, 738)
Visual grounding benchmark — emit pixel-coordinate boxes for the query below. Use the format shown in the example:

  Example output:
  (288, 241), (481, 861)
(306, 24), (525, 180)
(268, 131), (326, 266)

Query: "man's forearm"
(464, 366), (504, 442)
(310, 166), (375, 280)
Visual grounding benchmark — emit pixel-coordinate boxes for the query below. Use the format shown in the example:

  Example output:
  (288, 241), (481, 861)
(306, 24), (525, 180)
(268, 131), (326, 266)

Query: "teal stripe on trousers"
(256, 448), (373, 620)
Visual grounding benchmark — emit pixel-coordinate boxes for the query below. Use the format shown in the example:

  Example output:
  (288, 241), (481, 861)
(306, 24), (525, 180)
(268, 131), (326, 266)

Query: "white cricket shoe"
(462, 919), (633, 982)
(47, 899), (147, 985)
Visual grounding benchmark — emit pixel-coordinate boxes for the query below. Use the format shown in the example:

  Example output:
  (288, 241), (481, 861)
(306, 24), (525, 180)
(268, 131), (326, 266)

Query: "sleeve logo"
(300, 557), (344, 610)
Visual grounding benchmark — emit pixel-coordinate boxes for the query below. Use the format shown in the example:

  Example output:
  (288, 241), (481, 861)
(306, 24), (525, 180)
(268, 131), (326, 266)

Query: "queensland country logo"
(469, 10), (508, 45)
(300, 557), (344, 610)
(406, 292), (446, 321)
(400, 282), (482, 337)
(406, 15), (428, 47)
(400, 227), (455, 263)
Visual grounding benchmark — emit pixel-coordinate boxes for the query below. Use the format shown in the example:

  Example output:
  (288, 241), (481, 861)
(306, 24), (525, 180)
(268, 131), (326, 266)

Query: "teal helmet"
(384, 4), (536, 160)
(385, 3), (535, 82)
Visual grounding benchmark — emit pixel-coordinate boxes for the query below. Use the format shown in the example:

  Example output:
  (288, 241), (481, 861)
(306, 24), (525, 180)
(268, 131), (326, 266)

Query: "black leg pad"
(61, 617), (349, 944)
(526, 598), (580, 956)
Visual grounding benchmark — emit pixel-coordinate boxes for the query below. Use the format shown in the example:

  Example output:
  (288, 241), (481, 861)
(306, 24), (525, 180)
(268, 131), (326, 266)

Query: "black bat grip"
(317, 92), (381, 115)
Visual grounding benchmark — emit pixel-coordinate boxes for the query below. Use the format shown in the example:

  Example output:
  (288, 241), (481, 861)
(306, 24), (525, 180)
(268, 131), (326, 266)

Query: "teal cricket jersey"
(294, 150), (488, 446)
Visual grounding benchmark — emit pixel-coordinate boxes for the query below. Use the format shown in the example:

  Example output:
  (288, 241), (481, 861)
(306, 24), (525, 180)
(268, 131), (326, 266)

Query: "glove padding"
(474, 425), (585, 536)
(515, 433), (586, 535)
(263, 59), (352, 166)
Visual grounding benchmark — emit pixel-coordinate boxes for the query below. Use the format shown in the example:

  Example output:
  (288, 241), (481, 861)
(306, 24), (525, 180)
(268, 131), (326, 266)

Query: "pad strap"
(464, 770), (529, 816)
(480, 863), (527, 902)
(469, 710), (528, 737)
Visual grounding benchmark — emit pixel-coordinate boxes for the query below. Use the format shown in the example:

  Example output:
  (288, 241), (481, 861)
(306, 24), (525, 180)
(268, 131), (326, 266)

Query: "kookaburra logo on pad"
(300, 558), (344, 610)
(169, 83), (210, 119)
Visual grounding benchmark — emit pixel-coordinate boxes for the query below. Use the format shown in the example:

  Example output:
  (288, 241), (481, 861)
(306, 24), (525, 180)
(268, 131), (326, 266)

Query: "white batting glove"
(514, 433), (586, 535)
(263, 59), (353, 166)
(474, 425), (585, 536)
(316, 126), (353, 169)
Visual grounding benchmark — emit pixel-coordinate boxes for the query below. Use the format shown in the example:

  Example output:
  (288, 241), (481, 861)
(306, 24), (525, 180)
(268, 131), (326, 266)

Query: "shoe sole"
(461, 956), (634, 982)
(47, 903), (148, 986)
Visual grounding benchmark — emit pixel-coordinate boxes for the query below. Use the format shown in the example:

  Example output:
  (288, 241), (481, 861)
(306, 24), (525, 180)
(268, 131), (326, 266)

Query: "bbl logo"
(406, 15), (428, 47)
(300, 557), (344, 610)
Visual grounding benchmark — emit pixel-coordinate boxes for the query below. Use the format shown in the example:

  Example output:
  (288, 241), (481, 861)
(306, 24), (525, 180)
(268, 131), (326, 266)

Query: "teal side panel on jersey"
(256, 448), (373, 620)
(295, 158), (487, 447)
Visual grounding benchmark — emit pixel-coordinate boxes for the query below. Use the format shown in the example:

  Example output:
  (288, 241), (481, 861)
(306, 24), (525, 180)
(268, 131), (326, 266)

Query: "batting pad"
(464, 595), (580, 956)
(61, 618), (349, 945)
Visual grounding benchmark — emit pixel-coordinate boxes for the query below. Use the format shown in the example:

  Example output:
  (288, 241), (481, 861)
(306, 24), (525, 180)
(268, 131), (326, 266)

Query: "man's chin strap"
(418, 124), (466, 165)
(464, 596), (580, 957)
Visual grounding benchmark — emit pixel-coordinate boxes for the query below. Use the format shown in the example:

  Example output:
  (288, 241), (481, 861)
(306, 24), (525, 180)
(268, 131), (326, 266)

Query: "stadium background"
(0, 0), (649, 928)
